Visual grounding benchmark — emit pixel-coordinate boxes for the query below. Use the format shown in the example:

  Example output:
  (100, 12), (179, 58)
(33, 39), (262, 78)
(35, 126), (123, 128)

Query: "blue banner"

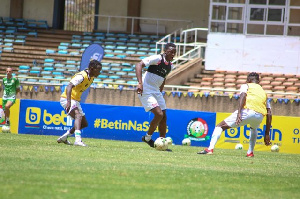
(18, 99), (216, 147)
(79, 44), (104, 103)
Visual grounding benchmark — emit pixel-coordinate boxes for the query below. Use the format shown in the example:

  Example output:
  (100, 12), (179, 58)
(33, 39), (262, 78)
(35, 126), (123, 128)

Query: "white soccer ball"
(165, 137), (173, 145)
(154, 137), (168, 151)
(2, 125), (10, 133)
(235, 143), (243, 150)
(182, 138), (191, 146)
(271, 145), (279, 152)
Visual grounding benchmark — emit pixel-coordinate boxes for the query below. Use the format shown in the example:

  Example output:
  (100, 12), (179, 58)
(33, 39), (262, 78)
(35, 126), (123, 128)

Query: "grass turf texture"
(0, 133), (299, 199)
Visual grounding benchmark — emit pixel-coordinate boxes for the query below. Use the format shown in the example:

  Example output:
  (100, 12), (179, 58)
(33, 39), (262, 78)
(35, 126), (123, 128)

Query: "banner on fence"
(215, 113), (300, 154)
(0, 98), (20, 134)
(18, 99), (216, 147)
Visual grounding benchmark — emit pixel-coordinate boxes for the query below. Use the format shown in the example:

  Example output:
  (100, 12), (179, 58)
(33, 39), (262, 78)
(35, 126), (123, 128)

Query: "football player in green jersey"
(2, 67), (20, 126)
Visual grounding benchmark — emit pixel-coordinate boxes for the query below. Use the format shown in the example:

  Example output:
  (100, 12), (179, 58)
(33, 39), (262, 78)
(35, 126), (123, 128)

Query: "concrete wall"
(23, 0), (54, 27)
(140, 0), (209, 36)
(97, 0), (209, 36)
(97, 0), (128, 32)
(205, 33), (300, 74)
(0, 0), (11, 17)
(3, 88), (298, 117)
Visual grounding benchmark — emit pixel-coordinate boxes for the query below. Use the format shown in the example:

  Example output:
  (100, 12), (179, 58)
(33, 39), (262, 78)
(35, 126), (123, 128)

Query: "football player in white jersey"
(135, 43), (176, 150)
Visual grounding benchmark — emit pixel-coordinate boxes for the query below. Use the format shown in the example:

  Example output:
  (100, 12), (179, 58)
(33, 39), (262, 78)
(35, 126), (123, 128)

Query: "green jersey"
(3, 77), (20, 99)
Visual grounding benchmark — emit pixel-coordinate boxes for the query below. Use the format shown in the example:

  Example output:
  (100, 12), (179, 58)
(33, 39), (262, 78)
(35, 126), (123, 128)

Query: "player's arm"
(235, 84), (248, 125)
(16, 78), (20, 94)
(65, 74), (83, 113)
(65, 83), (75, 113)
(264, 106), (272, 146)
(135, 61), (145, 95)
(160, 79), (166, 92)
(236, 92), (246, 126)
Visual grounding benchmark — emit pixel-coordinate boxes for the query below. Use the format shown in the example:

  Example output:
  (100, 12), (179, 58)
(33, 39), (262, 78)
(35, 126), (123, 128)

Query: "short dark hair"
(88, 60), (102, 69)
(164, 43), (176, 50)
(247, 72), (260, 82)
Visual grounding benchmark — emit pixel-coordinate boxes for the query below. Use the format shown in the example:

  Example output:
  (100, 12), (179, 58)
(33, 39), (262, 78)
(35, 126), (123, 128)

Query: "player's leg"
(155, 93), (167, 138)
(246, 128), (258, 157)
(139, 93), (162, 147)
(198, 111), (238, 155)
(4, 100), (14, 125)
(158, 110), (167, 137)
(246, 111), (264, 157)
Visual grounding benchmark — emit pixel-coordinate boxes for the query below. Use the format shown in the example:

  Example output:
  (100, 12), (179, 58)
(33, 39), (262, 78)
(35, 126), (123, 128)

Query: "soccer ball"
(2, 125), (10, 133)
(235, 143), (243, 150)
(154, 137), (168, 151)
(182, 138), (191, 146)
(165, 137), (173, 145)
(271, 145), (279, 152)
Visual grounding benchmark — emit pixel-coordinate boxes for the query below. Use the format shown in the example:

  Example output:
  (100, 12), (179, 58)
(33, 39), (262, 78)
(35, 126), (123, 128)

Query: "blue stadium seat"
(45, 58), (54, 63)
(58, 46), (68, 50)
(128, 46), (138, 50)
(127, 80), (138, 85)
(41, 71), (52, 75)
(29, 70), (40, 75)
(103, 79), (114, 83)
(46, 49), (56, 54)
(44, 67), (54, 71)
(116, 54), (126, 59)
(31, 66), (42, 70)
(104, 54), (114, 58)
(19, 65), (30, 70)
(122, 68), (134, 72)
(58, 50), (68, 54)
(109, 75), (120, 79)
(18, 69), (29, 74)
(98, 74), (108, 78)
(122, 63), (132, 67)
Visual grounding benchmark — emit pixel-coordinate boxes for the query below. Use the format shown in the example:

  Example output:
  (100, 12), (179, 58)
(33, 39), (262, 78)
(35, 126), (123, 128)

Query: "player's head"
(6, 67), (13, 78)
(88, 60), (102, 77)
(164, 43), (176, 62)
(247, 72), (260, 83)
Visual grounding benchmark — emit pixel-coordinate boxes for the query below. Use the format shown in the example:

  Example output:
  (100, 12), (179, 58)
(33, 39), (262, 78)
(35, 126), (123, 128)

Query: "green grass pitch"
(0, 133), (299, 199)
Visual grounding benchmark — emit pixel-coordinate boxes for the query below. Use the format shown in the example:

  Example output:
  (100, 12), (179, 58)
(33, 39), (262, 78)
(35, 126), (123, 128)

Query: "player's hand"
(264, 134), (271, 146)
(65, 101), (71, 114)
(137, 83), (143, 96)
(235, 113), (242, 126)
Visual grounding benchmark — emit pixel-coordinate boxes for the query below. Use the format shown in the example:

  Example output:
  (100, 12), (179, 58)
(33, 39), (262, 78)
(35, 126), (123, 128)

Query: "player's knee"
(154, 111), (164, 120)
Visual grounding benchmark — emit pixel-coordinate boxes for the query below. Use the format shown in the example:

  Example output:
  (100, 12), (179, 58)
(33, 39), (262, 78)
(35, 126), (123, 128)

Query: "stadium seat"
(19, 65), (30, 70)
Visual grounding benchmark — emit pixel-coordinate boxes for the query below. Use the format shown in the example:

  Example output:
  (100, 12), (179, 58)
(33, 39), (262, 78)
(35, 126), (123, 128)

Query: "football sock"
(145, 134), (152, 142)
(208, 127), (223, 150)
(75, 130), (82, 142)
(61, 130), (71, 140)
(248, 128), (258, 154)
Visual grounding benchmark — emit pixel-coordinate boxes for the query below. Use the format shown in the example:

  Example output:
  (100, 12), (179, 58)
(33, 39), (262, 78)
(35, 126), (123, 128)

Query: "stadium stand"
(0, 16), (299, 101)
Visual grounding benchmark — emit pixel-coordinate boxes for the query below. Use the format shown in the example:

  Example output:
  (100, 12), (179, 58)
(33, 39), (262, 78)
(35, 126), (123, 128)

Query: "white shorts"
(224, 109), (264, 129)
(60, 97), (85, 119)
(138, 92), (166, 112)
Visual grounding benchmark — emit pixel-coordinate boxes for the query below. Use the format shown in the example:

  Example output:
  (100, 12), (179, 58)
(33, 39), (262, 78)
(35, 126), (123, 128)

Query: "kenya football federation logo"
(186, 118), (210, 141)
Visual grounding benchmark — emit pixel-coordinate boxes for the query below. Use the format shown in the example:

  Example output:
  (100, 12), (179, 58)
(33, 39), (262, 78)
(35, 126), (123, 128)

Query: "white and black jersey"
(141, 54), (174, 94)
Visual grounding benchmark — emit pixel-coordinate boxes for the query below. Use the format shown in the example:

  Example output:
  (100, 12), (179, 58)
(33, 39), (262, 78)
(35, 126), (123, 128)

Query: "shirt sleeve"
(239, 84), (248, 94)
(70, 74), (84, 86)
(141, 55), (161, 67)
(15, 78), (20, 88)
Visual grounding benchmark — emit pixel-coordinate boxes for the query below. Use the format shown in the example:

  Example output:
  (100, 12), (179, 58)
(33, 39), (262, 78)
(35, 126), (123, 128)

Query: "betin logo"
(186, 118), (210, 141)
(26, 107), (41, 124)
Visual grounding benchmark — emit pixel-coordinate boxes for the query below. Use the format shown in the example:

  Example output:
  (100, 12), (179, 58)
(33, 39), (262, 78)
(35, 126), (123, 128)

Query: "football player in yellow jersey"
(198, 72), (272, 157)
(57, 60), (102, 146)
